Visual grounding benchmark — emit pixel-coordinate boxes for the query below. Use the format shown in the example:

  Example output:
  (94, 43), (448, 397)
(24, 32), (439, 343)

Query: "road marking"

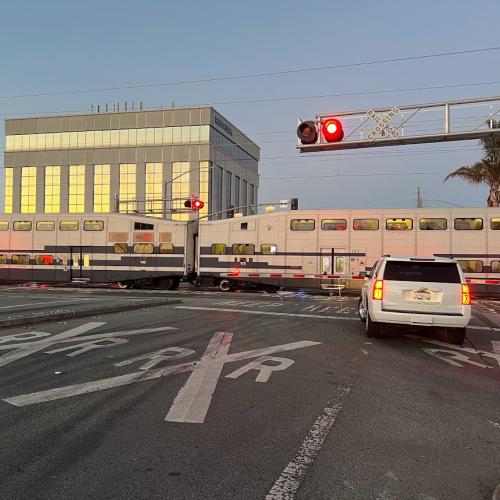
(0, 298), (86, 310)
(422, 348), (491, 368)
(226, 356), (295, 382)
(492, 341), (500, 368)
(175, 306), (359, 321)
(165, 332), (233, 423)
(265, 385), (351, 500)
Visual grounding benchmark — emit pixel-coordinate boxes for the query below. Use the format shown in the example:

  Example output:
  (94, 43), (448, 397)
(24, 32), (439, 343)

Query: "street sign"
(366, 107), (400, 141)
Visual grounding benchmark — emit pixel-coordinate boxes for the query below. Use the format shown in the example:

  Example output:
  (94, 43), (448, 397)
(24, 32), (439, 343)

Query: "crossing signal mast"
(184, 196), (205, 211)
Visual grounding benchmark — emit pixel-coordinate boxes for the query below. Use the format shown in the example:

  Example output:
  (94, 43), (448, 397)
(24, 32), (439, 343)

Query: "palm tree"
(444, 119), (500, 207)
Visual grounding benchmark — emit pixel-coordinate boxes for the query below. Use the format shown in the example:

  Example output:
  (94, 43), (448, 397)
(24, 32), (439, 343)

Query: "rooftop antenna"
(105, 103), (108, 112)
(139, 101), (143, 110)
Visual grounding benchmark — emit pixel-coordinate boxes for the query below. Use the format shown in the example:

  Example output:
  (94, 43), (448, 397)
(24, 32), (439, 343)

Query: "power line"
(262, 171), (450, 180)
(0, 46), (499, 100)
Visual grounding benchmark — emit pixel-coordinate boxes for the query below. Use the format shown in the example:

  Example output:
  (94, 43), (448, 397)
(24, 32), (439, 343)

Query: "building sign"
(214, 115), (233, 136)
(366, 107), (401, 141)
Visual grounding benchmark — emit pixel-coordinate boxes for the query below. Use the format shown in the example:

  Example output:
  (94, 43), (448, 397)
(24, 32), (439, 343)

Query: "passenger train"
(0, 208), (499, 294)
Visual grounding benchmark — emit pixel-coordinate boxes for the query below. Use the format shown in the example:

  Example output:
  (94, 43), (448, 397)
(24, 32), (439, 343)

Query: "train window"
(0, 221), (8, 231)
(419, 218), (448, 230)
(84, 220), (104, 231)
(211, 244), (226, 255)
(233, 244), (255, 255)
(114, 243), (128, 254)
(240, 222), (248, 230)
(12, 254), (30, 265)
(290, 219), (315, 231)
(261, 244), (277, 255)
(159, 243), (174, 254)
(13, 221), (32, 231)
(0, 255), (7, 264)
(321, 219), (347, 231)
(490, 218), (500, 230)
(457, 260), (483, 273)
(454, 218), (483, 230)
(134, 243), (154, 254)
(353, 219), (379, 230)
(59, 221), (79, 231)
(385, 218), (413, 230)
(36, 221), (55, 231)
(491, 261), (500, 272)
(134, 222), (154, 231)
(35, 255), (54, 265)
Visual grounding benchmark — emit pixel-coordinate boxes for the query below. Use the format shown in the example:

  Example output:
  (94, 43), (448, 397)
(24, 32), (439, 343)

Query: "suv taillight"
(373, 280), (383, 300)
(462, 284), (471, 305)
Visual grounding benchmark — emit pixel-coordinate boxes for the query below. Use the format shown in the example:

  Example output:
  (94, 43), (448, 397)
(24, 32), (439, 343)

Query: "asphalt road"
(0, 289), (499, 500)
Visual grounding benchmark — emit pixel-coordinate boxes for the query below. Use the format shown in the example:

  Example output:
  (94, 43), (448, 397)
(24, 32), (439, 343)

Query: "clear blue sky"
(1, 0), (499, 209)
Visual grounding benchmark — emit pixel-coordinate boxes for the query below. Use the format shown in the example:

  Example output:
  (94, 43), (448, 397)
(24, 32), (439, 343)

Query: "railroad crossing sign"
(366, 107), (401, 141)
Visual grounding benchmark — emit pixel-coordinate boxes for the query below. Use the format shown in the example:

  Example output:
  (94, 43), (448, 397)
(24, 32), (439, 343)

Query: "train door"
(69, 246), (93, 281)
(319, 248), (348, 276)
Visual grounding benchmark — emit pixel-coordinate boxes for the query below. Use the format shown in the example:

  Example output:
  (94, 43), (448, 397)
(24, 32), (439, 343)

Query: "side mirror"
(358, 271), (368, 278)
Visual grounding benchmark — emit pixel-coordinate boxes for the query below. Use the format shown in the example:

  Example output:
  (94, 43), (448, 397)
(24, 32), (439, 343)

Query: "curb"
(0, 298), (182, 328)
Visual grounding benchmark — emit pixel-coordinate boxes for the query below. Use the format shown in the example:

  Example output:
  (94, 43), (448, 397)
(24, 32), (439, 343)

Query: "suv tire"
(218, 279), (233, 292)
(446, 327), (466, 346)
(358, 297), (367, 323)
(366, 313), (382, 338)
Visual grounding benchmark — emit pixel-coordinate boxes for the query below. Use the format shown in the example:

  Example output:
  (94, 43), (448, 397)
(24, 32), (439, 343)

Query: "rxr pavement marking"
(1, 325), (321, 424)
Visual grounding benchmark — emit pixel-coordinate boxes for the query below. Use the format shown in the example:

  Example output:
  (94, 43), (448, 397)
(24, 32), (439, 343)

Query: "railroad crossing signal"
(366, 107), (400, 141)
(184, 196), (205, 211)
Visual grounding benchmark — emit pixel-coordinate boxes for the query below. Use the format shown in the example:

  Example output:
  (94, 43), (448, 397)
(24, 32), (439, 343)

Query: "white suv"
(358, 256), (471, 345)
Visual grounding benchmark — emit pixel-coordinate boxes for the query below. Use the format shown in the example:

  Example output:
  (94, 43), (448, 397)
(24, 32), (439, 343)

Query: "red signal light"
(321, 118), (344, 143)
(192, 198), (204, 210)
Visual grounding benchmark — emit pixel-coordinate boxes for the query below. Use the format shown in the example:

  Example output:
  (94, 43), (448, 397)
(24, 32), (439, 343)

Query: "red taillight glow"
(321, 118), (344, 143)
(462, 284), (471, 305)
(373, 280), (383, 300)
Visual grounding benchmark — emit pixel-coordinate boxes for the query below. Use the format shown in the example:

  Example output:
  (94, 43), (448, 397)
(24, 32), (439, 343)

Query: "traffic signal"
(321, 118), (344, 142)
(297, 120), (318, 144)
(192, 197), (204, 210)
(184, 199), (192, 208)
(228, 205), (235, 218)
(290, 197), (299, 210)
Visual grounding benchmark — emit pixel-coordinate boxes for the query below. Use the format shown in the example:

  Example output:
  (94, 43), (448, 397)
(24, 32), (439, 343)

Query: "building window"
(419, 218), (448, 230)
(44, 166), (60, 213)
(119, 164), (136, 213)
(36, 221), (55, 231)
(199, 161), (210, 217)
(83, 220), (104, 231)
(321, 219), (347, 231)
(134, 243), (154, 254)
(172, 162), (190, 221)
(114, 243), (128, 254)
(490, 218), (500, 230)
(145, 163), (163, 218)
(59, 221), (79, 231)
(4, 168), (13, 214)
(249, 183), (255, 215)
(458, 260), (483, 273)
(225, 171), (232, 212)
(232, 244), (255, 255)
(291, 219), (315, 231)
(13, 221), (32, 231)
(0, 221), (9, 231)
(93, 164), (110, 213)
(69, 165), (85, 213)
(386, 218), (413, 230)
(211, 244), (226, 255)
(21, 166), (37, 213)
(242, 179), (248, 216)
(159, 243), (174, 254)
(353, 219), (379, 230)
(234, 175), (240, 212)
(454, 218), (483, 230)
(261, 244), (277, 255)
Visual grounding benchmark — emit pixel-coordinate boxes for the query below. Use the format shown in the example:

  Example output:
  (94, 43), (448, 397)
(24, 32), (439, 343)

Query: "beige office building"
(3, 107), (259, 220)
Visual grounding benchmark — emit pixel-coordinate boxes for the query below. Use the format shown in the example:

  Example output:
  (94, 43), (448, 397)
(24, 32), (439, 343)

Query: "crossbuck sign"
(366, 107), (401, 141)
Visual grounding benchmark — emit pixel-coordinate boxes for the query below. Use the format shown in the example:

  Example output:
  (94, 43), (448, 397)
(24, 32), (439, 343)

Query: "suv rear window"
(383, 261), (461, 283)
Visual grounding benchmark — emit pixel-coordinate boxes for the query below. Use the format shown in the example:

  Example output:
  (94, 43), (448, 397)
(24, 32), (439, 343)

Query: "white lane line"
(0, 298), (88, 310)
(165, 332), (233, 424)
(0, 322), (105, 367)
(175, 306), (359, 321)
(266, 386), (352, 500)
(492, 341), (500, 368)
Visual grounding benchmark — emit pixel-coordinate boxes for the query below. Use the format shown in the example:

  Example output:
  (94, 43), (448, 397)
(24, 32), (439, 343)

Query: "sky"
(1, 0), (499, 210)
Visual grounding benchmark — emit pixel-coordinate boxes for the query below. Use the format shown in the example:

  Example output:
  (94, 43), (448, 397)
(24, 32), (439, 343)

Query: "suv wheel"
(366, 313), (382, 338)
(446, 327), (466, 346)
(358, 297), (367, 323)
(218, 279), (233, 292)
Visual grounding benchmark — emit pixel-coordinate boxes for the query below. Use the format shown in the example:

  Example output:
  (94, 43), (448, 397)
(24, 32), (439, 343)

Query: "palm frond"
(444, 162), (488, 185)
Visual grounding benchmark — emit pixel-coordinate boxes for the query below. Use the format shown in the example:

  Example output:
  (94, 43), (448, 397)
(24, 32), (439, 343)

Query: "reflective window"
(21, 166), (37, 213)
(114, 243), (128, 254)
(134, 222), (154, 230)
(492, 261), (500, 273)
(0, 255), (7, 264)
(35, 255), (54, 265)
(353, 219), (379, 230)
(458, 260), (483, 273)
(13, 221), (32, 231)
(36, 221), (55, 231)
(233, 244), (255, 255)
(419, 218), (448, 230)
(4, 168), (13, 214)
(59, 221), (79, 231)
(84, 220), (104, 231)
(335, 257), (345, 274)
(44, 166), (61, 213)
(69, 165), (85, 213)
(199, 162), (210, 217)
(94, 165), (110, 213)
(386, 218), (413, 231)
(211, 244), (226, 255)
(145, 163), (163, 218)
(321, 219), (347, 231)
(290, 219), (315, 231)
(12, 254), (30, 265)
(454, 218), (483, 230)
(159, 243), (174, 254)
(134, 243), (154, 254)
(490, 218), (500, 230)
(0, 221), (8, 231)
(119, 164), (136, 213)
(172, 162), (190, 221)
(261, 244), (277, 255)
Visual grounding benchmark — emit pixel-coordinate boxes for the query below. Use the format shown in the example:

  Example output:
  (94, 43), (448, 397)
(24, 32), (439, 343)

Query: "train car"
(197, 208), (500, 294)
(0, 213), (191, 289)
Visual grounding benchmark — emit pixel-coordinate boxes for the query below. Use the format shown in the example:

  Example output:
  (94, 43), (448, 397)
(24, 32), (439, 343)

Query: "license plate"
(413, 290), (431, 301)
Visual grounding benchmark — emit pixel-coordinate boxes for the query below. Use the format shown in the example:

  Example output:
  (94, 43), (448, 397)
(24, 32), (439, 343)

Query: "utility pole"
(416, 187), (423, 208)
